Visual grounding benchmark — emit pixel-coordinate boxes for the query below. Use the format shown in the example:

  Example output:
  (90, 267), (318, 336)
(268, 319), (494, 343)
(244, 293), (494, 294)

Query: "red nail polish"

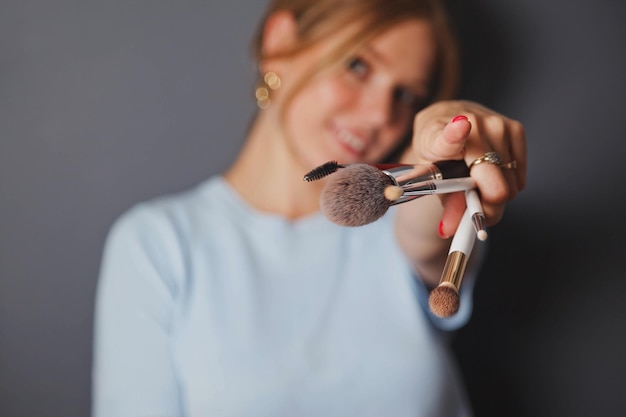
(438, 221), (448, 238)
(452, 115), (468, 123)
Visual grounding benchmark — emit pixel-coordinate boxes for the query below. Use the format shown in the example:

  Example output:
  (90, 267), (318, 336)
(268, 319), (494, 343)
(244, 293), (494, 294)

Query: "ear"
(261, 11), (298, 58)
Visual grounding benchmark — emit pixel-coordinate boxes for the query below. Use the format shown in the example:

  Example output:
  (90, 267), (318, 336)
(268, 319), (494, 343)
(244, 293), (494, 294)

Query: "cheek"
(375, 115), (414, 157)
(295, 78), (353, 115)
(285, 79), (352, 135)
(371, 132), (409, 162)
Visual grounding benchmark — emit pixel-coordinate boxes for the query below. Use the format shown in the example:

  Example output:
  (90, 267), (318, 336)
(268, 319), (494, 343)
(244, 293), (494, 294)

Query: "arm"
(92, 205), (184, 417)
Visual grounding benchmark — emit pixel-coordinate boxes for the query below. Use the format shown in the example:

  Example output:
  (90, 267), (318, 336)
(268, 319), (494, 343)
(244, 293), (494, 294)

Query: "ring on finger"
(468, 151), (502, 170)
(501, 160), (518, 169)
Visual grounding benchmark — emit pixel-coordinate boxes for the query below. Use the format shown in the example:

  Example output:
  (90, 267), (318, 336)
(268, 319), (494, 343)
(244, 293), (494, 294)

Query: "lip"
(333, 127), (368, 158)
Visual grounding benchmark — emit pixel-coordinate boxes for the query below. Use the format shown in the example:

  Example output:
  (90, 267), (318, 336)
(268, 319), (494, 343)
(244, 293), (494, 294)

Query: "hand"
(408, 100), (527, 237)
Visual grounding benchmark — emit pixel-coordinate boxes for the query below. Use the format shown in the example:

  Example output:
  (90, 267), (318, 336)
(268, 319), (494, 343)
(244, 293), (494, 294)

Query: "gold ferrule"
(439, 251), (468, 289)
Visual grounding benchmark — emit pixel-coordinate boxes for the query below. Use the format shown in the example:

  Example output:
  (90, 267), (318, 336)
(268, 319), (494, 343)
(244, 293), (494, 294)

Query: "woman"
(92, 0), (526, 416)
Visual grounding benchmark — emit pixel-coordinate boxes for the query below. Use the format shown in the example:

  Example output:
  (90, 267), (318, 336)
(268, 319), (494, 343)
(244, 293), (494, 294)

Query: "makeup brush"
(303, 161), (344, 182)
(428, 207), (476, 318)
(320, 165), (475, 227)
(304, 159), (469, 183)
(465, 188), (488, 241)
(320, 164), (402, 226)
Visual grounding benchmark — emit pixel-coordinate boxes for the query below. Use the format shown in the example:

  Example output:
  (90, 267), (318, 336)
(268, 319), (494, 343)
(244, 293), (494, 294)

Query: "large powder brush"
(319, 164), (402, 227)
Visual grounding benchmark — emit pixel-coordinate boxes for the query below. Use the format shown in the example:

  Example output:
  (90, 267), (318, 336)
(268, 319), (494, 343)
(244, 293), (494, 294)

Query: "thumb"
(425, 115), (471, 161)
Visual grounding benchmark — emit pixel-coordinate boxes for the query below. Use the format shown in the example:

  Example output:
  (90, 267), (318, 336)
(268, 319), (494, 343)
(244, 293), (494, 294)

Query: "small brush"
(428, 207), (476, 318)
(465, 188), (487, 241)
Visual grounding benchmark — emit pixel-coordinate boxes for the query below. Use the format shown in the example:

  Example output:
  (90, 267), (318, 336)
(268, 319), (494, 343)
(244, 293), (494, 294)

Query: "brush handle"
(438, 207), (476, 290)
(449, 207), (476, 255)
(465, 189), (487, 240)
(433, 159), (470, 179)
(388, 178), (476, 206)
(380, 159), (468, 186)
(402, 177), (476, 195)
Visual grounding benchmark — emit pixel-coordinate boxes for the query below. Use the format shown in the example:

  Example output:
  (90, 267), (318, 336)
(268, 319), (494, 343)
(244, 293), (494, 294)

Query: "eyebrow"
(361, 44), (430, 93)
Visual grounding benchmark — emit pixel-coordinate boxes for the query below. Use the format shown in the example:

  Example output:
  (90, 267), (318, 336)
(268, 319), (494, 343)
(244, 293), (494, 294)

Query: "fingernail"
(451, 115), (468, 123)
(438, 221), (449, 239)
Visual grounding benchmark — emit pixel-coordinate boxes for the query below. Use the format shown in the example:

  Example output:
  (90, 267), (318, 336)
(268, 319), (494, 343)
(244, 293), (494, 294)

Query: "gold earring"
(255, 71), (281, 109)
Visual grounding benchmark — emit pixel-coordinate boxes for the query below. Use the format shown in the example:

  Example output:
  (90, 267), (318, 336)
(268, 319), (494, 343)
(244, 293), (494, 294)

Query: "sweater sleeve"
(92, 204), (185, 417)
(413, 243), (486, 331)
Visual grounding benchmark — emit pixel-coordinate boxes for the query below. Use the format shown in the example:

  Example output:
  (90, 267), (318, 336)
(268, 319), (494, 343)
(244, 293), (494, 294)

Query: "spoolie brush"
(303, 161), (345, 182)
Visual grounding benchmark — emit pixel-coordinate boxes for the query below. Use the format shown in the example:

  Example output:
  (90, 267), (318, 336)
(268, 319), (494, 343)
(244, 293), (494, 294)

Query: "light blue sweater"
(92, 177), (474, 417)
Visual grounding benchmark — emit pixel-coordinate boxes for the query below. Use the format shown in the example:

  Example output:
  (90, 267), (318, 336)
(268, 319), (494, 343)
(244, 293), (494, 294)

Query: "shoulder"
(97, 178), (221, 299)
(101, 178), (227, 279)
(107, 177), (223, 244)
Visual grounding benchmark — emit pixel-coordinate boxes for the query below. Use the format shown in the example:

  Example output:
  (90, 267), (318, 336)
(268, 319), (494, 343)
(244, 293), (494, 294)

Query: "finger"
(437, 192), (466, 238)
(489, 119), (526, 201)
(508, 121), (527, 191)
(466, 153), (509, 225)
(501, 165), (519, 201)
(495, 140), (520, 202)
(416, 115), (471, 162)
(484, 116), (526, 195)
(436, 116), (472, 159)
(475, 171), (507, 225)
(500, 144), (520, 201)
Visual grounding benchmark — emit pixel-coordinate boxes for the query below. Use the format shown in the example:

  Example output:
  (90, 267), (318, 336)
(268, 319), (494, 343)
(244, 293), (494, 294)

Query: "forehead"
(365, 19), (436, 80)
(371, 19), (435, 56)
(283, 17), (437, 90)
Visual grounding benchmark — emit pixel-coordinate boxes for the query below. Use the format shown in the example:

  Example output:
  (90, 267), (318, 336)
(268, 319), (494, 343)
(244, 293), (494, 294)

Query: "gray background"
(1, 0), (625, 416)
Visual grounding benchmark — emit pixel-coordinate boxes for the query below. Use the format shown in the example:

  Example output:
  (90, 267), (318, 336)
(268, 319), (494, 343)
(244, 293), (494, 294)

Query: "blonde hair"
(251, 0), (459, 103)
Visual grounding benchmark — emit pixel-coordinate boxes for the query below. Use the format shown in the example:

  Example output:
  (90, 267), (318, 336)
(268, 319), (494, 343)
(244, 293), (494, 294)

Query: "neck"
(224, 114), (324, 220)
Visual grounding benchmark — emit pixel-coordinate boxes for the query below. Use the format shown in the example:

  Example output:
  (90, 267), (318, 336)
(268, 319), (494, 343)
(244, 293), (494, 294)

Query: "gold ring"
(501, 160), (518, 169)
(468, 151), (502, 170)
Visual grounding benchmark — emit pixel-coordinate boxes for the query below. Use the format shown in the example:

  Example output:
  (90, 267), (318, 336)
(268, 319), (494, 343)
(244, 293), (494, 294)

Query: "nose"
(359, 85), (394, 127)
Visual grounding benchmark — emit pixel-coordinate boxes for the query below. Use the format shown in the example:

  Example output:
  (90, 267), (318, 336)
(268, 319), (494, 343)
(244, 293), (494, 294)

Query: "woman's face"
(277, 18), (437, 168)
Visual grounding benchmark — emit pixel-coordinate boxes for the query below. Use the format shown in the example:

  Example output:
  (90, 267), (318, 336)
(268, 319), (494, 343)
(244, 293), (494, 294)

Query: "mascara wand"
(303, 161), (345, 182)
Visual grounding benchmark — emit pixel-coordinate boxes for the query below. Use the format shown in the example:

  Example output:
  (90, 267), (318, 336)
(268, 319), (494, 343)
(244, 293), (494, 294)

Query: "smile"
(337, 129), (366, 153)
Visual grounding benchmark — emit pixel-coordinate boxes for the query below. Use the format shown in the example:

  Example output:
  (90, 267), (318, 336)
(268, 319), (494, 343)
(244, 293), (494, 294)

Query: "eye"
(346, 56), (369, 78)
(393, 87), (424, 109)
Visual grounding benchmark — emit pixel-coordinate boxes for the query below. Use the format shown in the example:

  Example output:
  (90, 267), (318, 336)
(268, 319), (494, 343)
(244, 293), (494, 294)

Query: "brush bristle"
(428, 285), (460, 318)
(384, 185), (404, 202)
(304, 161), (342, 182)
(320, 164), (394, 226)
